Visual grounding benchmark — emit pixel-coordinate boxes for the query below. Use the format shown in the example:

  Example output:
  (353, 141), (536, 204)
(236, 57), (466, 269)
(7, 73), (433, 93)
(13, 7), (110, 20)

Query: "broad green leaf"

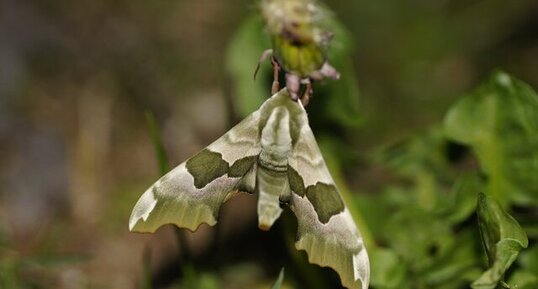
(444, 71), (538, 205)
(270, 268), (285, 289)
(472, 193), (529, 289)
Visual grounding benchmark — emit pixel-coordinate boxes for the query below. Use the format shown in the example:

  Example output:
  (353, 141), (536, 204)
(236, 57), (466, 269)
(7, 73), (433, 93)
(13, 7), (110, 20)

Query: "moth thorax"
(260, 106), (292, 170)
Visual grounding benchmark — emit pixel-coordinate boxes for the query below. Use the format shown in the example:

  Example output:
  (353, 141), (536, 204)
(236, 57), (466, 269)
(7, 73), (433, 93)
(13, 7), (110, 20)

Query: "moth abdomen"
(256, 167), (290, 230)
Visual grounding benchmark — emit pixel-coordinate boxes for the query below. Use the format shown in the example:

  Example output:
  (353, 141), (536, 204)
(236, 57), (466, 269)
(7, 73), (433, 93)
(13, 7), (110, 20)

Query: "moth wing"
(129, 111), (261, 233)
(288, 118), (370, 289)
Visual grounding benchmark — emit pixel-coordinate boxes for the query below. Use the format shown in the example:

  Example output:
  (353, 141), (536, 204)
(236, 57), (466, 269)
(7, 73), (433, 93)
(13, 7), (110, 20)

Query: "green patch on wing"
(287, 165), (306, 197)
(229, 155), (258, 177)
(187, 149), (230, 188)
(472, 193), (528, 289)
(306, 182), (344, 223)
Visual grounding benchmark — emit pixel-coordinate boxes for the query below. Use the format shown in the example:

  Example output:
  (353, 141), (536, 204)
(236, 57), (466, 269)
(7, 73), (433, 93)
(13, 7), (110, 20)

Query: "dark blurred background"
(1, 0), (537, 288)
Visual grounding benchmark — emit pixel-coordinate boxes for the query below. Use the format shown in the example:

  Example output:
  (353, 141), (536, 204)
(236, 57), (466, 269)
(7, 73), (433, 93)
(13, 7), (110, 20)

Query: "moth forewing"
(128, 163), (237, 232)
(128, 105), (263, 233)
(291, 194), (369, 289)
(285, 97), (370, 289)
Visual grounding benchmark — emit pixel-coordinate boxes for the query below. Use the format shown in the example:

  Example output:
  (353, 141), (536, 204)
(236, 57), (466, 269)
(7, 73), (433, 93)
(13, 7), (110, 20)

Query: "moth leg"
(254, 49), (273, 80)
(300, 78), (313, 107)
(271, 56), (281, 94)
(286, 73), (301, 101)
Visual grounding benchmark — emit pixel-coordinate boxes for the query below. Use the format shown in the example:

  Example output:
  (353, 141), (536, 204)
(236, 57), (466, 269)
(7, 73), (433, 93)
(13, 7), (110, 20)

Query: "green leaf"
(270, 268), (285, 289)
(472, 193), (529, 289)
(444, 71), (538, 206)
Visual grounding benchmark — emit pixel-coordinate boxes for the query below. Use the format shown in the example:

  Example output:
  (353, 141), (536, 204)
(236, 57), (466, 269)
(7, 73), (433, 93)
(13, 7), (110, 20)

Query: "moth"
(256, 0), (340, 105)
(129, 89), (370, 289)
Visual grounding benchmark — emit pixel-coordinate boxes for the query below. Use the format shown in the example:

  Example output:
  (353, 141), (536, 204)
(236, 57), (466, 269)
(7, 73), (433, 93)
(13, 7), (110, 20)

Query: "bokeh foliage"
(360, 72), (536, 289)
(1, 0), (537, 288)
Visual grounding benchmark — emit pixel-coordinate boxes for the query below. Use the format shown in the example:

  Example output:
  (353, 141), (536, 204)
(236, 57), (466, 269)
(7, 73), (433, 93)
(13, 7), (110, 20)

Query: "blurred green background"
(1, 0), (537, 288)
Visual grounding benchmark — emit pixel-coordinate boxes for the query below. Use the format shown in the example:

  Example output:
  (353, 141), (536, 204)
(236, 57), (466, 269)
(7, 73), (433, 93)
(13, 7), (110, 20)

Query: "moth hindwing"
(129, 89), (370, 289)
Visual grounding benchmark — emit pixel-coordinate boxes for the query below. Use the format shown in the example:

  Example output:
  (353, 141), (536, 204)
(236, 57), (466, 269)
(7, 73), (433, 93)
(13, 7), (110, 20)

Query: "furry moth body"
(129, 89), (370, 289)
